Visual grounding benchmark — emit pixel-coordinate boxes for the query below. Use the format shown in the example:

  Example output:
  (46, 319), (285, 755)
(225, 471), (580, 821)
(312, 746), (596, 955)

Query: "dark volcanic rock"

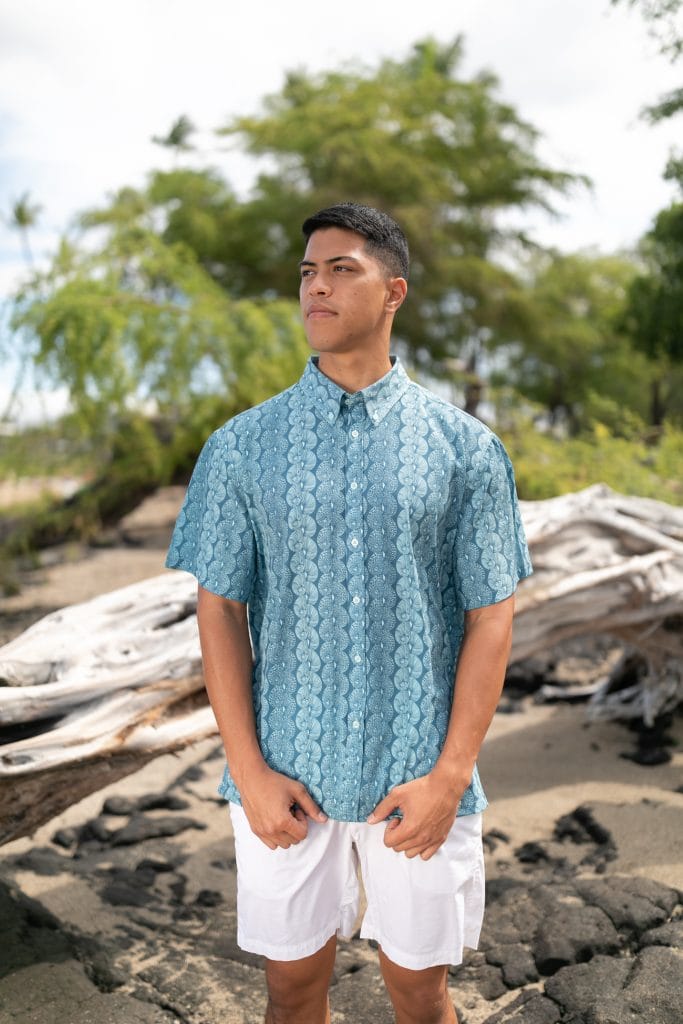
(329, 961), (394, 1023)
(479, 882), (544, 949)
(552, 804), (618, 872)
(83, 815), (116, 842)
(52, 826), (80, 849)
(13, 846), (69, 876)
(135, 857), (178, 874)
(101, 794), (137, 815)
(553, 805), (613, 847)
(99, 866), (158, 908)
(544, 954), (631, 1017)
(110, 813), (206, 846)
(0, 878), (76, 977)
(448, 951), (507, 1001)
(545, 946), (683, 1024)
(532, 902), (620, 974)
(515, 841), (551, 864)
(469, 963), (507, 1001)
(136, 793), (190, 812)
(483, 828), (510, 854)
(484, 943), (539, 988)
(639, 919), (683, 949)
(195, 888), (223, 907)
(137, 952), (213, 1017)
(102, 792), (190, 816)
(482, 989), (561, 1024)
(574, 875), (677, 935)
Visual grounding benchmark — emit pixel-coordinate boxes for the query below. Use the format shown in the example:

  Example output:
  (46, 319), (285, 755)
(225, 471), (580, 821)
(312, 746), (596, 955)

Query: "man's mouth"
(307, 306), (336, 318)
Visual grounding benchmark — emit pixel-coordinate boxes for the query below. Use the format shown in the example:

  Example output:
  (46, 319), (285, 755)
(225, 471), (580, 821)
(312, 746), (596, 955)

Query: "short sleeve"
(165, 430), (256, 603)
(453, 434), (533, 610)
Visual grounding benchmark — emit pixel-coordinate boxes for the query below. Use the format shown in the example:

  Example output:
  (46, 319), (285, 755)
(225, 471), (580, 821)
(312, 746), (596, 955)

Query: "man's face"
(299, 227), (396, 354)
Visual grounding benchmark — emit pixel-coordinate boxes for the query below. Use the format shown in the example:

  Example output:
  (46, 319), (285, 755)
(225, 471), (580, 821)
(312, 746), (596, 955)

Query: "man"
(165, 202), (532, 1024)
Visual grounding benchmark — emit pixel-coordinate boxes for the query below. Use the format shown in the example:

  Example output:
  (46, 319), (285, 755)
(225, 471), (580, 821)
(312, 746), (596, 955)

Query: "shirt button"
(350, 537), (359, 547)
(352, 595), (361, 605)
(350, 481), (358, 490)
(352, 720), (360, 730)
(351, 429), (359, 438)
(354, 654), (362, 664)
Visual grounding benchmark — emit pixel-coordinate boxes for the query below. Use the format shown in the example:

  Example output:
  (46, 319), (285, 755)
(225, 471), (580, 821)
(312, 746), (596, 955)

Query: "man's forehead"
(302, 226), (368, 260)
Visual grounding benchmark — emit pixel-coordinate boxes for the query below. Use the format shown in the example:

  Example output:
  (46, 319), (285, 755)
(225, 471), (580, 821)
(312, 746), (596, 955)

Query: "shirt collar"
(297, 354), (411, 426)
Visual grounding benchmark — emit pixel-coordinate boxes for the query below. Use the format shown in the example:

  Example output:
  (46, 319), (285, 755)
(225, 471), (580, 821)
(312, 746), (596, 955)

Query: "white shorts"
(228, 803), (485, 971)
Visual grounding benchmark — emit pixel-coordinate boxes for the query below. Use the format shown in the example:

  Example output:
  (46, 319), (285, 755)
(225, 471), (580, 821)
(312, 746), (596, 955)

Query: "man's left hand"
(366, 767), (468, 861)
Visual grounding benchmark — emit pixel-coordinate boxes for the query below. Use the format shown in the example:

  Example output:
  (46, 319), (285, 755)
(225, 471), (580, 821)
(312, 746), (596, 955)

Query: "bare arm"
(197, 585), (326, 848)
(367, 593), (515, 858)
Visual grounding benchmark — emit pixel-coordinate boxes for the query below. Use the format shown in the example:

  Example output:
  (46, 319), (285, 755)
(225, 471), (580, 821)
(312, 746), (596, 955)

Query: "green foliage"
(9, 226), (308, 443)
(497, 251), (652, 432)
(502, 419), (683, 504)
(152, 115), (197, 157)
(217, 37), (585, 367)
(78, 38), (585, 373)
(612, 0), (683, 62)
(623, 202), (683, 363)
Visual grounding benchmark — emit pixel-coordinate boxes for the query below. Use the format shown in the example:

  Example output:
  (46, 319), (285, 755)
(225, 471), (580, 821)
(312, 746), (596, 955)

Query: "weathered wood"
(1, 484), (681, 845)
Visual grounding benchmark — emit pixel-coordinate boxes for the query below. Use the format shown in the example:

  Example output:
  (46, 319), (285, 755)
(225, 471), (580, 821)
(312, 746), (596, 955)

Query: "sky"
(0, 0), (681, 419)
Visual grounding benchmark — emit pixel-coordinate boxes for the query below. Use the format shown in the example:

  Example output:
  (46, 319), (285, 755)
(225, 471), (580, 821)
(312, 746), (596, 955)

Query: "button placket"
(343, 397), (368, 811)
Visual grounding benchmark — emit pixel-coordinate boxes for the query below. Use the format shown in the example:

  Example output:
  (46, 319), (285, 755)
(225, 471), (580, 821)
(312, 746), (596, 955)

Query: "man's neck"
(315, 351), (393, 394)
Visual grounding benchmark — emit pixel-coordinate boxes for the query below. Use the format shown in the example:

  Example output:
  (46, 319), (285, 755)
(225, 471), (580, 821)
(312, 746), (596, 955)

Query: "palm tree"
(9, 192), (42, 266)
(152, 115), (196, 165)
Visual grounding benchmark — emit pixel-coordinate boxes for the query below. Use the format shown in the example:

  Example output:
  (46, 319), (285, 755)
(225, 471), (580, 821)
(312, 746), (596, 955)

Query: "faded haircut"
(302, 202), (409, 280)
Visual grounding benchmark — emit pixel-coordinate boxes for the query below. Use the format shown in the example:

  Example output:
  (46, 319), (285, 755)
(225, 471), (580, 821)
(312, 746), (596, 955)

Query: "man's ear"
(385, 276), (408, 314)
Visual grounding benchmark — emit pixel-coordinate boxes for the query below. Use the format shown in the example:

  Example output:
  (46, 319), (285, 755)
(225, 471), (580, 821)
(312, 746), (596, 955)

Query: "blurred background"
(1, 0), (683, 591)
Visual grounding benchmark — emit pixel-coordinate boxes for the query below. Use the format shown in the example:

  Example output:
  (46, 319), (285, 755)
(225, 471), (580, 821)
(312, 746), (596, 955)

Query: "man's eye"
(334, 265), (351, 272)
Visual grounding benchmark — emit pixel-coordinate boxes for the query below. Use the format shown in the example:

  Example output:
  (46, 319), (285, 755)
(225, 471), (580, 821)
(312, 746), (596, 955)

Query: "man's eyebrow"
(298, 255), (362, 268)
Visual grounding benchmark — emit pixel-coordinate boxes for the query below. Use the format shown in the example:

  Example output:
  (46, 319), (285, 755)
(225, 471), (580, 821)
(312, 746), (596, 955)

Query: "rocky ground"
(1, 486), (682, 1023)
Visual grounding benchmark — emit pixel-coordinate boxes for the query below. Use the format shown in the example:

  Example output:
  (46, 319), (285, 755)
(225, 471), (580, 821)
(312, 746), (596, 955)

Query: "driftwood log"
(1, 484), (681, 846)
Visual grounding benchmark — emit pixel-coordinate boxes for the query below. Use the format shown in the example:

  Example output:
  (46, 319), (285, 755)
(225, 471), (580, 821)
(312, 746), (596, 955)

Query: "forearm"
(196, 585), (266, 790)
(434, 594), (515, 788)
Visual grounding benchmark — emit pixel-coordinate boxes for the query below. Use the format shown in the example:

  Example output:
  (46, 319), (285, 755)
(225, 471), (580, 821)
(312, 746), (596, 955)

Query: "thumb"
(294, 785), (328, 823)
(367, 790), (400, 824)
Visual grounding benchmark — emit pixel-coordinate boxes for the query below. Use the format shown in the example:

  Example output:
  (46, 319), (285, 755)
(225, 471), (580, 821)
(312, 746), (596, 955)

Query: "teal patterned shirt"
(165, 354), (533, 821)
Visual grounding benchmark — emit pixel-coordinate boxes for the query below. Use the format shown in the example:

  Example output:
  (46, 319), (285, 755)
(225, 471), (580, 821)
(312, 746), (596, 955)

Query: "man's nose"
(310, 273), (331, 294)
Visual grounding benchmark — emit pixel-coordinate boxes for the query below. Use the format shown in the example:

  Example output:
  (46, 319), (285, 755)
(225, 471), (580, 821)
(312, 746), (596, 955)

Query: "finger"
(293, 786), (327, 822)
(367, 791), (401, 823)
(272, 829), (301, 848)
(389, 835), (438, 851)
(284, 814), (308, 841)
(257, 836), (278, 850)
(419, 844), (442, 861)
(382, 819), (403, 848)
(382, 819), (418, 849)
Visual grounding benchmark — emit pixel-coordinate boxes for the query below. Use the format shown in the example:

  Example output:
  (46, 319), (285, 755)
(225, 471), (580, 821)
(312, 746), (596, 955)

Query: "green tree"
(7, 191), (42, 266)
(612, 1), (683, 122)
(83, 38), (585, 395)
(621, 201), (683, 424)
(152, 114), (197, 163)
(500, 251), (652, 434)
(216, 38), (585, 375)
(4, 221), (308, 549)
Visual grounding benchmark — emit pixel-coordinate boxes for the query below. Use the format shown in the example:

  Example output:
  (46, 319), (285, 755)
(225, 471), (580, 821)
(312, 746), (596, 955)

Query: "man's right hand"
(239, 764), (328, 849)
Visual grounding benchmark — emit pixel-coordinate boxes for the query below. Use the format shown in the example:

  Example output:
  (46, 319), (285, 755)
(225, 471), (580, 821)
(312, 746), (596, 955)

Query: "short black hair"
(302, 202), (409, 280)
